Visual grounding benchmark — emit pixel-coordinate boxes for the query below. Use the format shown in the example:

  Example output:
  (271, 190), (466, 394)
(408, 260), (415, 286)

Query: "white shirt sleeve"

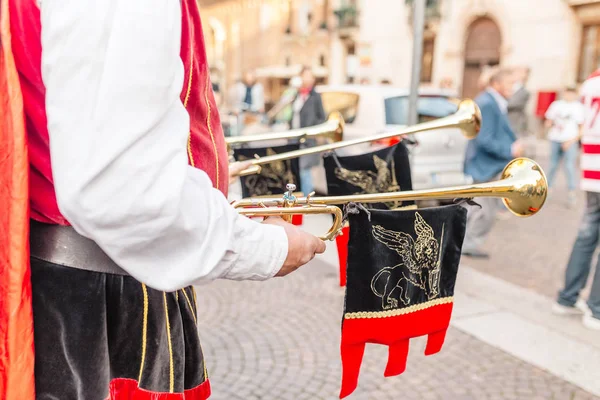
(40, 0), (288, 291)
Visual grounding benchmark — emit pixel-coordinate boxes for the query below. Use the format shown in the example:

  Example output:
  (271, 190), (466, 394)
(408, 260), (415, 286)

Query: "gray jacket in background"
(507, 86), (530, 137)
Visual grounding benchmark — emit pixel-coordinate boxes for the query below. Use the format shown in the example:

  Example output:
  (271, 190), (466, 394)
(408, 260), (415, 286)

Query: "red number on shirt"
(588, 97), (600, 132)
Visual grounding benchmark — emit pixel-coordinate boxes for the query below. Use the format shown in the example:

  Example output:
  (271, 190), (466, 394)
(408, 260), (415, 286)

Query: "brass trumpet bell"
(498, 158), (547, 217)
(453, 98), (481, 140)
(233, 158), (548, 240)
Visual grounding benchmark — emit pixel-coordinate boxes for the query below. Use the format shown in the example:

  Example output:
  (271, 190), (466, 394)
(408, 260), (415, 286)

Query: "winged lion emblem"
(370, 213), (444, 309)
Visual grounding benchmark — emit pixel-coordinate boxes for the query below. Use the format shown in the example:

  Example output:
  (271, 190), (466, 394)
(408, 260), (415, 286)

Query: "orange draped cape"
(0, 0), (36, 398)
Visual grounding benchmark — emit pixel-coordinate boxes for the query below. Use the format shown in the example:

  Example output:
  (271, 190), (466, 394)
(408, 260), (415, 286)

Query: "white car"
(311, 84), (473, 194)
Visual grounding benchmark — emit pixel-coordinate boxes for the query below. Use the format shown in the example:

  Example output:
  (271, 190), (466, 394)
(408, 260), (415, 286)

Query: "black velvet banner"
(323, 142), (414, 210)
(344, 204), (467, 314)
(339, 204), (469, 398)
(233, 143), (302, 198)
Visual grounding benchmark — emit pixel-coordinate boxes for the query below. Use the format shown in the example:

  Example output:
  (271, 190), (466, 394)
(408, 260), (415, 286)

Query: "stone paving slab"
(195, 260), (598, 399)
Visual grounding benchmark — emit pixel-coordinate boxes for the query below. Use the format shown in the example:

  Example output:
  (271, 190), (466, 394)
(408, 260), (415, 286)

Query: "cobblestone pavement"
(465, 141), (597, 298)
(195, 259), (598, 400)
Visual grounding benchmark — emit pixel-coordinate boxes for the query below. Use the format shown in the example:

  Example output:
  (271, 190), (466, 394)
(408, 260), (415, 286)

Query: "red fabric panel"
(335, 226), (350, 287)
(108, 379), (211, 400)
(0, 0), (36, 398)
(180, 0), (229, 196)
(339, 303), (453, 398)
(291, 214), (303, 226)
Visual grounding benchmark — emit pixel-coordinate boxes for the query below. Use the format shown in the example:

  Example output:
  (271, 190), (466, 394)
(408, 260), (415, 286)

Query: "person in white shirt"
(5, 0), (326, 397)
(544, 85), (585, 206)
(553, 73), (600, 331)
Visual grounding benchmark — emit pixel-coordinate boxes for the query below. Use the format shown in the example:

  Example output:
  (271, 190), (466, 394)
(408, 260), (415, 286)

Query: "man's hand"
(562, 139), (577, 151)
(229, 161), (253, 184)
(262, 217), (327, 277)
(511, 140), (525, 158)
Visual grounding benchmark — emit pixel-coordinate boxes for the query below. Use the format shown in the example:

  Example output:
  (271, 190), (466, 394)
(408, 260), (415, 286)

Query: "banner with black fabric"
(233, 143), (302, 198)
(323, 142), (415, 210)
(339, 204), (468, 398)
(323, 142), (416, 286)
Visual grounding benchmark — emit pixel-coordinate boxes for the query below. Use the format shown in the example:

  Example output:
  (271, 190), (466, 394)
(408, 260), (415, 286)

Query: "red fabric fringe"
(108, 379), (211, 400)
(339, 302), (453, 398)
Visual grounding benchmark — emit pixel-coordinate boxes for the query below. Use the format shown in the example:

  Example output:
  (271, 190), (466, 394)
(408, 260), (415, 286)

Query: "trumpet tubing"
(233, 99), (481, 177)
(233, 158), (548, 240)
(226, 112), (344, 149)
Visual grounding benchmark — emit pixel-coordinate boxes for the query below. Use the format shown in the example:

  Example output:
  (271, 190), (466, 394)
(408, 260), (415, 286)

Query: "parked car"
(310, 84), (473, 194)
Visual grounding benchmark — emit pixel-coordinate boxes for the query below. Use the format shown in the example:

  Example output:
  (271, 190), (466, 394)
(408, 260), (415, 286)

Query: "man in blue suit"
(463, 67), (524, 258)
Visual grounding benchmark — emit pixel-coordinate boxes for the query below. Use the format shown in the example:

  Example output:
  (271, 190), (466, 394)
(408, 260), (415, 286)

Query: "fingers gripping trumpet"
(234, 158), (548, 241)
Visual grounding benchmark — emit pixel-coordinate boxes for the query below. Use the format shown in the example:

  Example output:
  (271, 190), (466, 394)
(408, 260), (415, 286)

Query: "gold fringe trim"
(344, 297), (453, 320)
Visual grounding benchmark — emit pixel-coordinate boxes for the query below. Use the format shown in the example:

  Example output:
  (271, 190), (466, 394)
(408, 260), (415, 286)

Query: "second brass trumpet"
(233, 99), (481, 177)
(226, 112), (345, 151)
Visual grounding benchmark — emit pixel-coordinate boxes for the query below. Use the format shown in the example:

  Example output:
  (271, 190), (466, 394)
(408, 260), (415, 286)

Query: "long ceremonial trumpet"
(226, 112), (345, 151)
(234, 158), (547, 241)
(233, 99), (481, 177)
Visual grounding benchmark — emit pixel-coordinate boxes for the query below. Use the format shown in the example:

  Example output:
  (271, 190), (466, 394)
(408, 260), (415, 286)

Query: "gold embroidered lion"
(334, 155), (402, 208)
(370, 213), (444, 309)
(238, 148), (296, 196)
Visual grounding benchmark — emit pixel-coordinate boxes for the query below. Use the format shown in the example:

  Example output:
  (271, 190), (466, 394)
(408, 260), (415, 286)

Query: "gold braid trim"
(163, 292), (175, 393)
(185, 53), (195, 167)
(137, 284), (149, 383)
(186, 287), (208, 381)
(391, 204), (419, 211)
(344, 297), (453, 320)
(204, 72), (219, 189)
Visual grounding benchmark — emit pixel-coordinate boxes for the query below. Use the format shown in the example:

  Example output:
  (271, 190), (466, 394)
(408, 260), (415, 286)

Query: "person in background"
(462, 67), (524, 259)
(380, 78), (392, 85)
(477, 65), (497, 92)
(507, 67), (531, 138)
(439, 77), (454, 90)
(291, 66), (327, 195)
(269, 76), (302, 125)
(544, 85), (585, 207)
(553, 70), (600, 331)
(4, 0), (326, 397)
(229, 70), (265, 114)
(210, 67), (224, 108)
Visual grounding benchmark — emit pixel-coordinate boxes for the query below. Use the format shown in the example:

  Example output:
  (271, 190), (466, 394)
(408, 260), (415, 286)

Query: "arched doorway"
(462, 17), (502, 99)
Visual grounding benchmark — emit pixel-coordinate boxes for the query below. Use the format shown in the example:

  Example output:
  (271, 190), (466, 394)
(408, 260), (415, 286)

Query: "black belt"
(29, 220), (129, 276)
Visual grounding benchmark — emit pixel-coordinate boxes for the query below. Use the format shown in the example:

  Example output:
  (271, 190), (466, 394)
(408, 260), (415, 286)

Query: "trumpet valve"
(283, 183), (297, 205)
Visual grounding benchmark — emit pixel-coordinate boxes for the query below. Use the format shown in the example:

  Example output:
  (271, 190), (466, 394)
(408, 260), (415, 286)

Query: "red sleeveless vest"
(9, 0), (229, 226)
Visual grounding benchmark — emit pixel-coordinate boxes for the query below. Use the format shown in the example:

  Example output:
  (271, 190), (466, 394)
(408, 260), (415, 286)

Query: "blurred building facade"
(198, 0), (336, 108)
(199, 0), (600, 112)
